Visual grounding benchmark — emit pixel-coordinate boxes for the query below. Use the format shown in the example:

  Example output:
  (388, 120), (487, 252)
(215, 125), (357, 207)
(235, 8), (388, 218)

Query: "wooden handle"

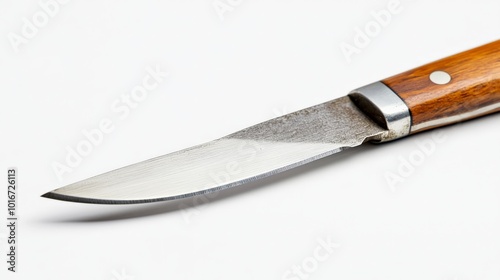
(382, 40), (500, 133)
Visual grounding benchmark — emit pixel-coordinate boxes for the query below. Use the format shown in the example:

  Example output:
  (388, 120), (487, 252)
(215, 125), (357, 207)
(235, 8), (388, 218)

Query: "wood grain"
(382, 40), (500, 133)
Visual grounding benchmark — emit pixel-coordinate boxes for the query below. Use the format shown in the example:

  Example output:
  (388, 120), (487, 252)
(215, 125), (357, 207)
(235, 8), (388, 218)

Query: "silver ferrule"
(348, 82), (411, 142)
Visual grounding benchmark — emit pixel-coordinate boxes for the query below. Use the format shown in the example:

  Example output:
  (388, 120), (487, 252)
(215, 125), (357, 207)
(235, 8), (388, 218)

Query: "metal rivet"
(429, 71), (451, 85)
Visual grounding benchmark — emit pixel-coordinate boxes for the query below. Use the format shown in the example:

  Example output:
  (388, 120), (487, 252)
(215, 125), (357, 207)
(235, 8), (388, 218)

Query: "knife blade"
(42, 40), (500, 204)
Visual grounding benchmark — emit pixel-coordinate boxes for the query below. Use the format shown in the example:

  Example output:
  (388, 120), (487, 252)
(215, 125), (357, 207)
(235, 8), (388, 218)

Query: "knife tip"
(40, 190), (147, 204)
(41, 191), (75, 202)
(41, 191), (56, 199)
(41, 191), (83, 203)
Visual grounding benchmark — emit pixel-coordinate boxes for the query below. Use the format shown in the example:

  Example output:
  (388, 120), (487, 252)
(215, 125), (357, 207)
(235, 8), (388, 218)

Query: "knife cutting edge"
(42, 40), (500, 204)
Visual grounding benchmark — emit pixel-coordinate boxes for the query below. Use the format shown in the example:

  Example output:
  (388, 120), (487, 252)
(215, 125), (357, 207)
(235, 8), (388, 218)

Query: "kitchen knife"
(42, 40), (500, 204)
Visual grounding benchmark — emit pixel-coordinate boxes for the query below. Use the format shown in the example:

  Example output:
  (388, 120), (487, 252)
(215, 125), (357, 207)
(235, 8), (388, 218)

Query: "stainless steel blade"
(42, 96), (385, 204)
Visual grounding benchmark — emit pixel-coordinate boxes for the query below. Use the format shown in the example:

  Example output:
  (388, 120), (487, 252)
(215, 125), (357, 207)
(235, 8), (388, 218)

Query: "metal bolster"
(348, 82), (411, 142)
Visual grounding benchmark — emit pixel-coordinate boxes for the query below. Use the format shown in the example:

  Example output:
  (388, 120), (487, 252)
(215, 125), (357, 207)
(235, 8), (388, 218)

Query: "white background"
(1, 0), (500, 279)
